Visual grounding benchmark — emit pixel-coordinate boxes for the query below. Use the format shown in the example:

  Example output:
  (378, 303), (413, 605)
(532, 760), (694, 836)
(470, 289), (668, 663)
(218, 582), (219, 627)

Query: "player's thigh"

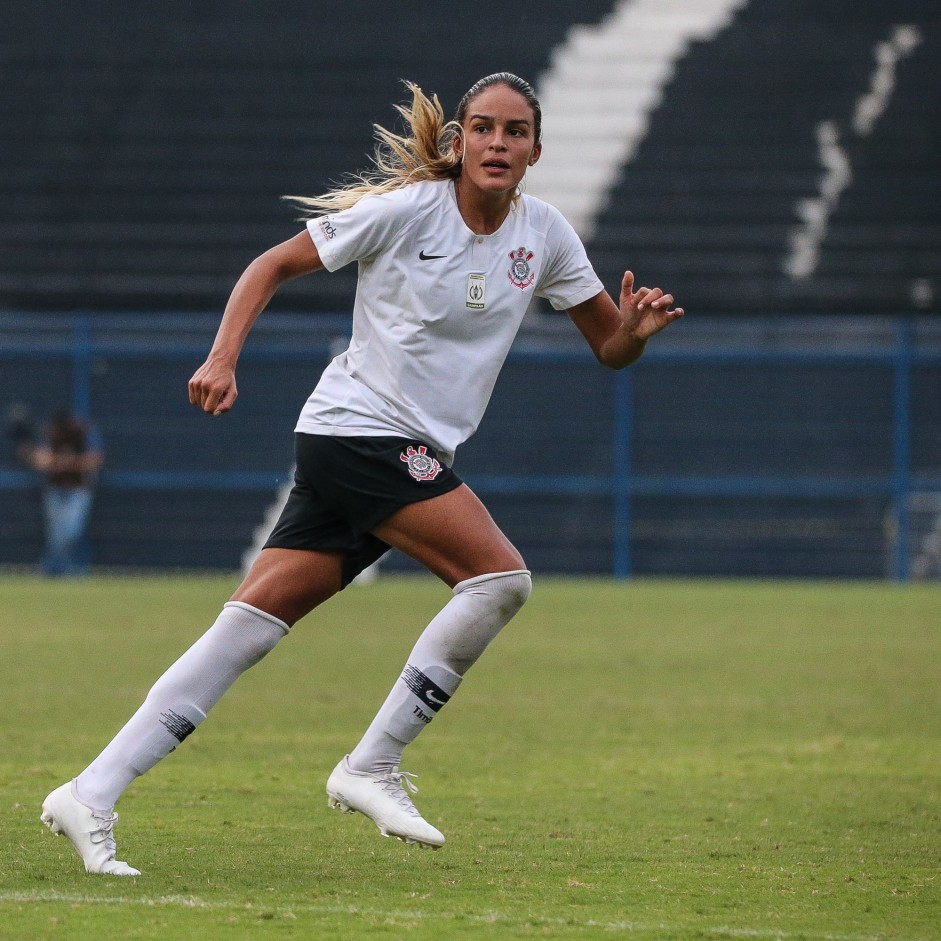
(230, 547), (344, 626)
(372, 484), (525, 587)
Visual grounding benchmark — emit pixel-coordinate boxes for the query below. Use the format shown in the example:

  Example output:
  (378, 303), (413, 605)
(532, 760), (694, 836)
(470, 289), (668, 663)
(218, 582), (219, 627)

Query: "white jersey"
(297, 178), (603, 462)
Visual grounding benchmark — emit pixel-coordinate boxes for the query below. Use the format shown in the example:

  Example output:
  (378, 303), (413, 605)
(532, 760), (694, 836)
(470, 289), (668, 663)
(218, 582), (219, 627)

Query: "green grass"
(1, 574), (938, 940)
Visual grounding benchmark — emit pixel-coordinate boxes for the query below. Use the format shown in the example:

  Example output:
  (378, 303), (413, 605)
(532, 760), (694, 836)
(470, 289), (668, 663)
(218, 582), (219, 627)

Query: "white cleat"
(326, 756), (445, 849)
(40, 782), (141, 876)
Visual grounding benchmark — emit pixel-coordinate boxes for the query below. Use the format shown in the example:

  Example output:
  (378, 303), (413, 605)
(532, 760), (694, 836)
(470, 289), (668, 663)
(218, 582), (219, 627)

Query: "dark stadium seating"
(3, 1), (937, 315)
(0, 0), (612, 312)
(592, 0), (941, 314)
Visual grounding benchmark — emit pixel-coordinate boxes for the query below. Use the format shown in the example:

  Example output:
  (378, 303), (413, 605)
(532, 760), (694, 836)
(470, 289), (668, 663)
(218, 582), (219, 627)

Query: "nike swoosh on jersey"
(418, 250), (447, 260)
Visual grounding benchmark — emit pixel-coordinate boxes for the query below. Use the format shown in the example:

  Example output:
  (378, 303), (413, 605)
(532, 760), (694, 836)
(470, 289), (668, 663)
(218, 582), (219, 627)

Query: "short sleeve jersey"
(299, 178), (603, 462)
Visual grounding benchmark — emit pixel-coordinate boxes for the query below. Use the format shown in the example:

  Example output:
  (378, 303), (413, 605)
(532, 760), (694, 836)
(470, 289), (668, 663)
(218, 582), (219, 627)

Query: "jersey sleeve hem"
(306, 219), (344, 272)
(550, 280), (605, 311)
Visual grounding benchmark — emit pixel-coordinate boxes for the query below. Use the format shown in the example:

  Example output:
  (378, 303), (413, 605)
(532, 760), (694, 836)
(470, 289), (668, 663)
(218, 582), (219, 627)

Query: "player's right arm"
(188, 231), (323, 415)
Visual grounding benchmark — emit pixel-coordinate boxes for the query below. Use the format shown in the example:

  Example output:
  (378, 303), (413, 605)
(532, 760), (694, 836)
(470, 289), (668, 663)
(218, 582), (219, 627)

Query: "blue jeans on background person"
(42, 487), (94, 577)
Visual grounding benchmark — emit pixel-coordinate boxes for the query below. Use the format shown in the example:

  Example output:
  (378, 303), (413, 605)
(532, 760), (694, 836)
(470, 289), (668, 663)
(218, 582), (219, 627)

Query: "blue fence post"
(891, 318), (913, 582)
(72, 316), (93, 419)
(612, 367), (633, 579)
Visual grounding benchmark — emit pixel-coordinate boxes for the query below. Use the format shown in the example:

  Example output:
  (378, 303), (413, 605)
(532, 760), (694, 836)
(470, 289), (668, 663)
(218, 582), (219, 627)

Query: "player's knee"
(503, 570), (532, 614)
(454, 568), (532, 617)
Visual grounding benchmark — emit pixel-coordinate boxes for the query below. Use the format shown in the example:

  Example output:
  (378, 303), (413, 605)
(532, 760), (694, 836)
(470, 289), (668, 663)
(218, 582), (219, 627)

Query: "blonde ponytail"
(284, 82), (461, 216)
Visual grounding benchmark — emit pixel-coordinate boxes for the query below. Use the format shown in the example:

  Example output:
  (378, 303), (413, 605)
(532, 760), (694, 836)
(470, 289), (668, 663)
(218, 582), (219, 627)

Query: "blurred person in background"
(41, 72), (683, 876)
(18, 406), (104, 577)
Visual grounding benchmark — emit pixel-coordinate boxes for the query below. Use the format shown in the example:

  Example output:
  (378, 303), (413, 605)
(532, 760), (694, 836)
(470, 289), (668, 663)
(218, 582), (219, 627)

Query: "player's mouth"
(482, 159), (511, 173)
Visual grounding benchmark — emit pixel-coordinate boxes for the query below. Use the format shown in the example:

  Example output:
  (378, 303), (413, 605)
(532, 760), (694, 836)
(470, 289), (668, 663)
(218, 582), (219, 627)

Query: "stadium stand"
(1, 1), (939, 577)
(589, 0), (940, 314)
(0, 0), (612, 312)
(2, 0), (937, 315)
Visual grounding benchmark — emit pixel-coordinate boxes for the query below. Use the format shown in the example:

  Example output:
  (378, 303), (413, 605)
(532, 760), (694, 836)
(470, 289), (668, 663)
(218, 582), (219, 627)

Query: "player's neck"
(453, 178), (515, 235)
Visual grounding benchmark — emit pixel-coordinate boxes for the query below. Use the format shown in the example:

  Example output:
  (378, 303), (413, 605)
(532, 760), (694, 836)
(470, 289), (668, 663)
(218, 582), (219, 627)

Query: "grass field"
(0, 574), (938, 940)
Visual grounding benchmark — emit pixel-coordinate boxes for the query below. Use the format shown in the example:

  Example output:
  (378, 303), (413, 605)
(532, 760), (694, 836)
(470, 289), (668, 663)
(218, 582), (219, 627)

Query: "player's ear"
(528, 142), (542, 167)
(452, 132), (464, 162)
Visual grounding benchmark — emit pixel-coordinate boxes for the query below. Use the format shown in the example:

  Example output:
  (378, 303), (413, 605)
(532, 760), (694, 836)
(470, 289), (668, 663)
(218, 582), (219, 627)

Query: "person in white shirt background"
(41, 72), (684, 875)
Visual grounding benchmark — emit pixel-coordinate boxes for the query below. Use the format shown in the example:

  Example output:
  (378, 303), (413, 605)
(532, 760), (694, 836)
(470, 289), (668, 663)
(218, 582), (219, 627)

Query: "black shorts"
(264, 433), (463, 586)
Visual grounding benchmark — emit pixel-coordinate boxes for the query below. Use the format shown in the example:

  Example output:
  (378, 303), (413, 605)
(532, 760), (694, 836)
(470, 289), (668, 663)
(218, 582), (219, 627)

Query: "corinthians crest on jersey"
(507, 246), (536, 290)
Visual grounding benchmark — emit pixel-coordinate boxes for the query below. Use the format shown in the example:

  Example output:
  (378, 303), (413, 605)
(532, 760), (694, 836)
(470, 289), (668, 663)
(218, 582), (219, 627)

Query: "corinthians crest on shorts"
(400, 444), (442, 482)
(508, 246), (536, 290)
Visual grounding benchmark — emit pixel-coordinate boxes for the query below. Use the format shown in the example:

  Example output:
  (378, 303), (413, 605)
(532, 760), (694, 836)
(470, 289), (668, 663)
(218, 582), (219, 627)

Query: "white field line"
(0, 890), (917, 941)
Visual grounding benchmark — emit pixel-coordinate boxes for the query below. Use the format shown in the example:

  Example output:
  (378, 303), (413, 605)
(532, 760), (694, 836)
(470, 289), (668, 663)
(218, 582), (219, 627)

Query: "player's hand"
(188, 356), (237, 416)
(619, 270), (684, 340)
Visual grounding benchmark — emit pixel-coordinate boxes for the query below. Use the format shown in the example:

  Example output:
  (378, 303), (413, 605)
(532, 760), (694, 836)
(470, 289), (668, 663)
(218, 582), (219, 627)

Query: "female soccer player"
(41, 73), (684, 875)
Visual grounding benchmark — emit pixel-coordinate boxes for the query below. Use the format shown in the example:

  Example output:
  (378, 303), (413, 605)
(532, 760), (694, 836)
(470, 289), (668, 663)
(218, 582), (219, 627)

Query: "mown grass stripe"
(0, 891), (906, 941)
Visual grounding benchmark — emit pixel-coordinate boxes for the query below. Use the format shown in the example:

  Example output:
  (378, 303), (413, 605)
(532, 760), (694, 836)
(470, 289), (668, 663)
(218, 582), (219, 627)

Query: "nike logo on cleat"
(419, 250), (447, 260)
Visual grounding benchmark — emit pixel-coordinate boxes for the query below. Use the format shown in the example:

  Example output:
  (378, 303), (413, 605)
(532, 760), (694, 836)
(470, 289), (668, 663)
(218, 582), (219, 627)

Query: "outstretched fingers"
(621, 270), (635, 297)
(637, 287), (665, 310)
(624, 271), (683, 315)
(622, 270), (664, 310)
(621, 270), (650, 304)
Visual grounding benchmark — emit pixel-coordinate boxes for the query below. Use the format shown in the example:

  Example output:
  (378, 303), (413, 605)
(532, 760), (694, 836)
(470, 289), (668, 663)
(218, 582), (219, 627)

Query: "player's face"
(454, 84), (541, 199)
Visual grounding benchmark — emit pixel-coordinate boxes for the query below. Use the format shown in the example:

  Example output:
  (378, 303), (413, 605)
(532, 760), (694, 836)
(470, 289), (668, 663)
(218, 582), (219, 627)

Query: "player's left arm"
(189, 231), (323, 415)
(567, 270), (684, 369)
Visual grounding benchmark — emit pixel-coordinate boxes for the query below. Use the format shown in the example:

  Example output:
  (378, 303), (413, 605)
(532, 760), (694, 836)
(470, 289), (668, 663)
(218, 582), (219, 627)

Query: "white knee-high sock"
(347, 570), (532, 774)
(74, 602), (289, 810)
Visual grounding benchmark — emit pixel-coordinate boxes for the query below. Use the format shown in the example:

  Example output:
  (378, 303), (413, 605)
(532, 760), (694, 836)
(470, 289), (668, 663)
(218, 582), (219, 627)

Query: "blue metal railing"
(2, 315), (939, 580)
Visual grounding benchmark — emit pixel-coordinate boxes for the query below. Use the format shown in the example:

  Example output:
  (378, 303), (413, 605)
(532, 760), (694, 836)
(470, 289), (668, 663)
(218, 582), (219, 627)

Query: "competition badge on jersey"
(508, 246), (536, 290)
(400, 445), (442, 482)
(466, 272), (486, 309)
